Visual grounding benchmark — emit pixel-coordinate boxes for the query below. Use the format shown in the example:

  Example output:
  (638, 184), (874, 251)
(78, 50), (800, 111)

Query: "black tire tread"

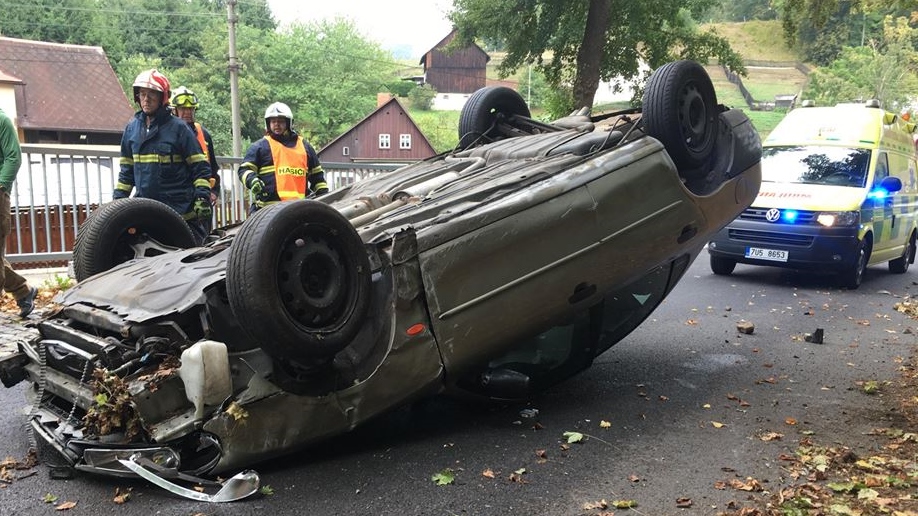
(643, 60), (718, 171)
(73, 198), (195, 281)
(458, 86), (531, 148)
(226, 201), (372, 362)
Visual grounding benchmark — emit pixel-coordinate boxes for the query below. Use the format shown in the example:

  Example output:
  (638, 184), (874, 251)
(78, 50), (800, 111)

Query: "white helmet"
(264, 102), (293, 131)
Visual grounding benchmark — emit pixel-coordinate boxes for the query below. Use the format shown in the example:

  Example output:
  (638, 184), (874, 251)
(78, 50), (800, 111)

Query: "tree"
(0, 0), (98, 44)
(258, 19), (398, 146)
(802, 16), (918, 110)
(447, 0), (745, 115)
(780, 0), (918, 64)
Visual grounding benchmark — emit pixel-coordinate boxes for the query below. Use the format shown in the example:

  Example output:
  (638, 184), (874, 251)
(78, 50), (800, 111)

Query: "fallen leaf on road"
(482, 469), (495, 479)
(583, 499), (608, 510)
(676, 497), (693, 508)
(431, 468), (455, 486)
(55, 501), (77, 511)
(112, 487), (131, 504)
(729, 477), (763, 491)
(712, 421), (726, 428)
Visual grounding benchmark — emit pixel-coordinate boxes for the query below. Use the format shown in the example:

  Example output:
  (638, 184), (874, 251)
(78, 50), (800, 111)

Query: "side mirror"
(880, 175), (903, 193)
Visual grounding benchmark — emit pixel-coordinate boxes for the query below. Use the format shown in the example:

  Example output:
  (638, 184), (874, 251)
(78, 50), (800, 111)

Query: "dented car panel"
(2, 61), (762, 487)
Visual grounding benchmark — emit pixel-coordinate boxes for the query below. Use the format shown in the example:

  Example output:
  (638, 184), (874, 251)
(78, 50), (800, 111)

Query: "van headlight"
(816, 211), (859, 227)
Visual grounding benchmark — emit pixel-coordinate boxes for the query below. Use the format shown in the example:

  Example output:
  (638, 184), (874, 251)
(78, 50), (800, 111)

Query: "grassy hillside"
(703, 20), (798, 62)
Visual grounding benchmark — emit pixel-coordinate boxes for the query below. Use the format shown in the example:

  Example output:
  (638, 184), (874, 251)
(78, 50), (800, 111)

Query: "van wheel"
(888, 231), (916, 274)
(840, 241), (868, 289)
(710, 256), (736, 276)
(642, 60), (718, 176)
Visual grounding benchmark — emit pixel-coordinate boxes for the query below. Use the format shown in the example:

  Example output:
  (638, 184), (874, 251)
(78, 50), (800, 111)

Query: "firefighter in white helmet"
(115, 69), (213, 244)
(237, 102), (329, 211)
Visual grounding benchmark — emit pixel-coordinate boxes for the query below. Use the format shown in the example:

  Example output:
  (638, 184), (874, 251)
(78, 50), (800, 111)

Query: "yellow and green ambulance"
(707, 100), (918, 288)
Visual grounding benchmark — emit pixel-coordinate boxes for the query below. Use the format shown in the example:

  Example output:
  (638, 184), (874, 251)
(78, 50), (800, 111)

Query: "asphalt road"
(1, 254), (916, 516)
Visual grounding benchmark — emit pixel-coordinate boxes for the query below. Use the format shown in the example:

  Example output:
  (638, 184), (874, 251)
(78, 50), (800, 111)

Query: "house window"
(379, 134), (391, 149)
(399, 134), (411, 150)
(342, 146), (350, 156)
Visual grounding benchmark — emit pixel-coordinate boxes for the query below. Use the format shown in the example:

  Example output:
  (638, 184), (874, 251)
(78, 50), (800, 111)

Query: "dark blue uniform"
(115, 106), (212, 243)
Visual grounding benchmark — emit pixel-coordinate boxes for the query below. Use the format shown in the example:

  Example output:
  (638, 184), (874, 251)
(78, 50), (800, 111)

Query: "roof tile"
(0, 37), (134, 133)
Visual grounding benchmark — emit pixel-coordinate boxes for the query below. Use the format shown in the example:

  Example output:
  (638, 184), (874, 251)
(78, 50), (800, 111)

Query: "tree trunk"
(573, 0), (611, 111)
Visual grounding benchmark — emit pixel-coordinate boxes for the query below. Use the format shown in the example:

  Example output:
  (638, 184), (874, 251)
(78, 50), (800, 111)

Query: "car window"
(761, 146), (870, 187)
(873, 152), (889, 184)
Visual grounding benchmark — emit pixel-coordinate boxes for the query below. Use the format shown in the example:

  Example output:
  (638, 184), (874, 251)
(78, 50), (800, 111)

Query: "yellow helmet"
(171, 86), (199, 109)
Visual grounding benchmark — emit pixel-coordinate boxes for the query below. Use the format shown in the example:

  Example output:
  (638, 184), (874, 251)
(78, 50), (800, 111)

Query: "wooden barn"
(419, 30), (490, 110)
(318, 94), (436, 165)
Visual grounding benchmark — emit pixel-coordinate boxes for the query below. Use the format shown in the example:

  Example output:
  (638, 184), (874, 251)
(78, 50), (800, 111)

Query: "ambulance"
(707, 99), (918, 288)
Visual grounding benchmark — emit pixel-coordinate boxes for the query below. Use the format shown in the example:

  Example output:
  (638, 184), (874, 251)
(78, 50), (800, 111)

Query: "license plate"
(745, 247), (788, 262)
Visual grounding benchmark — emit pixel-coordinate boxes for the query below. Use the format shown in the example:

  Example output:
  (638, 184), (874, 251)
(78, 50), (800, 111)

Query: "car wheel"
(888, 231), (916, 274)
(72, 198), (196, 282)
(458, 86), (531, 149)
(642, 60), (718, 173)
(710, 255), (736, 275)
(840, 241), (869, 289)
(226, 201), (372, 362)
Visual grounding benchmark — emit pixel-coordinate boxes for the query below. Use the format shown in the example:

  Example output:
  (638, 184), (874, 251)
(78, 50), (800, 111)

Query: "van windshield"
(762, 146), (870, 187)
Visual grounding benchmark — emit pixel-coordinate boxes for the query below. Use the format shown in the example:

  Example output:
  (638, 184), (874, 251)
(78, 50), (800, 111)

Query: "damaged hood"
(59, 246), (228, 322)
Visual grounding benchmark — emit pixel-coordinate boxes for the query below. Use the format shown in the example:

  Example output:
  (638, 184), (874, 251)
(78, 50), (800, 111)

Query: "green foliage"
(409, 109), (460, 153)
(385, 80), (417, 98)
(802, 17), (918, 111)
(703, 0), (777, 22)
(517, 66), (551, 110)
(257, 19), (398, 147)
(408, 84), (437, 111)
(41, 274), (73, 291)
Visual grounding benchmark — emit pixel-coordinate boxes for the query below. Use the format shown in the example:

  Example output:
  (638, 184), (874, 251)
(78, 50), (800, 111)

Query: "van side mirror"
(880, 176), (902, 193)
(871, 176), (902, 197)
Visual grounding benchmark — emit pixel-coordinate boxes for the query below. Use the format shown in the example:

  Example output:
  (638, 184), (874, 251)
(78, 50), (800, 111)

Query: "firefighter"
(114, 70), (213, 244)
(171, 86), (220, 232)
(237, 102), (329, 212)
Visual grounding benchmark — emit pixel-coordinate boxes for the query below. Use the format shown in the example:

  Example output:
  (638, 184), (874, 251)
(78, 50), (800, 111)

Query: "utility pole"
(226, 0), (242, 158)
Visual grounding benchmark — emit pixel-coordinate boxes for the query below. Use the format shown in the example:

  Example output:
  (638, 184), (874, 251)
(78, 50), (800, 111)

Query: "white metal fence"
(5, 143), (401, 266)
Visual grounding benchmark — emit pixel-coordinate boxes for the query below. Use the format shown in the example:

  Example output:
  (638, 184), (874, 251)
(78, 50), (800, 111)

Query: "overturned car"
(1, 61), (761, 493)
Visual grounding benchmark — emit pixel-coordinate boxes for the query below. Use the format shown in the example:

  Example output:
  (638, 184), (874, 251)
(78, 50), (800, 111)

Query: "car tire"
(226, 200), (372, 362)
(642, 60), (718, 173)
(710, 255), (736, 276)
(73, 198), (196, 282)
(458, 86), (531, 149)
(840, 240), (869, 289)
(888, 231), (916, 274)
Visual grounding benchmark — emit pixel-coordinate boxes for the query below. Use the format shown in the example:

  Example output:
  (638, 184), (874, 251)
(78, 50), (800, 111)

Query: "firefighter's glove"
(193, 197), (212, 219)
(249, 177), (266, 198)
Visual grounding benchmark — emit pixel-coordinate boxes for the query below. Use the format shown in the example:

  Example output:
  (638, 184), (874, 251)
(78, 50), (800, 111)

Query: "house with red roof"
(0, 37), (133, 145)
(319, 94), (436, 166)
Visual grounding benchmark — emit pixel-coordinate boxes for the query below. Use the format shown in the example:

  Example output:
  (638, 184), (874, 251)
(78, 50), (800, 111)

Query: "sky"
(265, 0), (454, 59)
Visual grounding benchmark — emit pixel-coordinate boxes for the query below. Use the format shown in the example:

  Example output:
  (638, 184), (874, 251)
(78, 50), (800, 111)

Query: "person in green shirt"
(0, 107), (37, 317)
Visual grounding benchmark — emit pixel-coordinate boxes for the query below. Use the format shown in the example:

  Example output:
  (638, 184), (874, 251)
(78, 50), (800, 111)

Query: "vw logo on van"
(765, 208), (781, 222)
